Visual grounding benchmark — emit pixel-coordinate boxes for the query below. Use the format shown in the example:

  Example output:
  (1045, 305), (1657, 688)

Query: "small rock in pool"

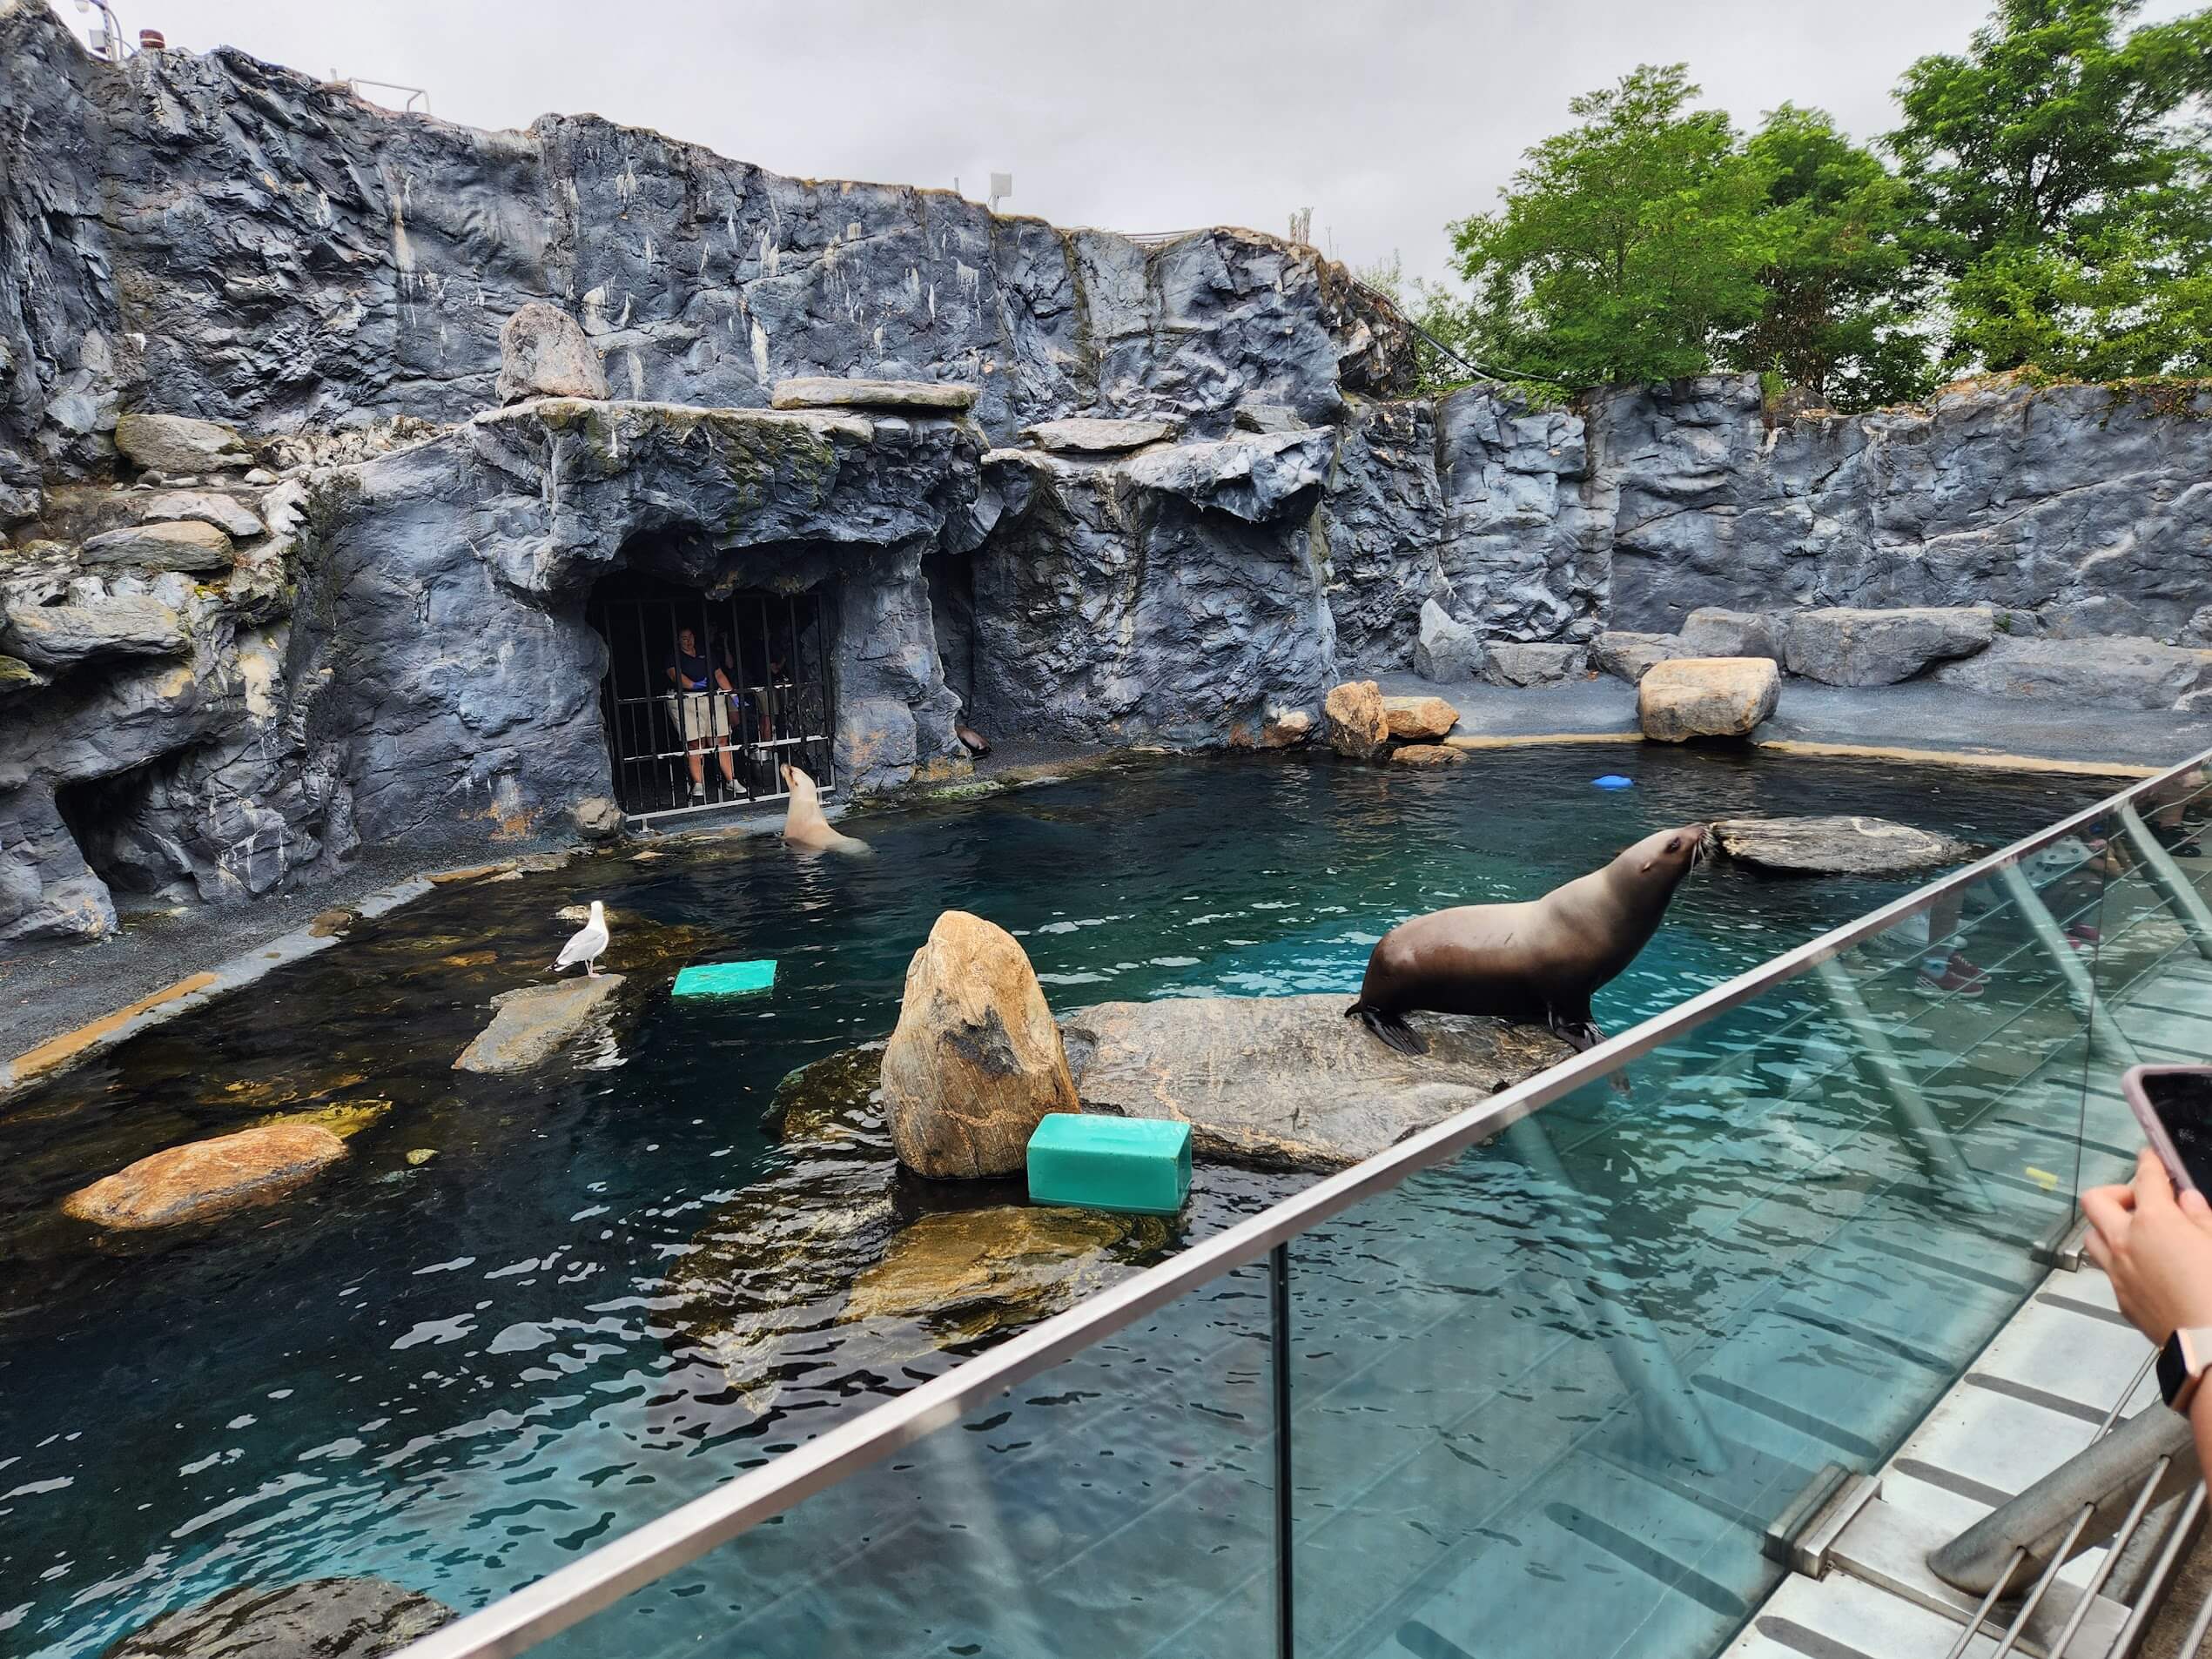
(64, 1123), (346, 1231)
(406, 1147), (438, 1166)
(1389, 743), (1466, 767)
(104, 1575), (450, 1658)
(306, 907), (356, 937)
(1711, 816), (1978, 876)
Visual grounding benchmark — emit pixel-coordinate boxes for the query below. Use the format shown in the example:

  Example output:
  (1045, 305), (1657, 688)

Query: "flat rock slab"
(106, 1576), (450, 1658)
(1022, 416), (1178, 453)
(454, 974), (625, 1073)
(63, 1122), (346, 1229)
(1933, 634), (2212, 711)
(113, 411), (252, 474)
(80, 518), (234, 571)
(1060, 993), (1572, 1170)
(138, 489), (266, 539)
(1713, 816), (1977, 876)
(770, 376), (978, 412)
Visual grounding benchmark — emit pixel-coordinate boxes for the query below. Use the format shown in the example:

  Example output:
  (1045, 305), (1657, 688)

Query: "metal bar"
(1270, 1244), (1293, 1659)
(2119, 800), (2212, 960)
(2110, 1485), (2208, 1655)
(2042, 1454), (2170, 1658)
(629, 596), (653, 814)
(1987, 1501), (2093, 1658)
(2175, 1568), (2212, 1658)
(1944, 1547), (2025, 1659)
(1504, 1113), (1727, 1472)
(1997, 863), (2141, 1070)
(397, 744), (2212, 1659)
(1813, 957), (1993, 1211)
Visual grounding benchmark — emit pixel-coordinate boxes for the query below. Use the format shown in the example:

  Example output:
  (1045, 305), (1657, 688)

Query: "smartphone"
(2124, 1065), (2212, 1194)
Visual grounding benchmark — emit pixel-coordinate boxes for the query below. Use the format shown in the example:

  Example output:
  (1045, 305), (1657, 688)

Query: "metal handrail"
(395, 743), (2212, 1659)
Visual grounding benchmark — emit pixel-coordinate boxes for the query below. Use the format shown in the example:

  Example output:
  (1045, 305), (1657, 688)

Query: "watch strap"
(2160, 1327), (2212, 1411)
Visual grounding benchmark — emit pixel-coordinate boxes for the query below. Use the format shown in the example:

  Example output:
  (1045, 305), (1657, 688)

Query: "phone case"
(2123, 1065), (2212, 1195)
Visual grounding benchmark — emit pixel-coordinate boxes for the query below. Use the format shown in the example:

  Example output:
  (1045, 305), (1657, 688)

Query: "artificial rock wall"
(2, 1), (2207, 946)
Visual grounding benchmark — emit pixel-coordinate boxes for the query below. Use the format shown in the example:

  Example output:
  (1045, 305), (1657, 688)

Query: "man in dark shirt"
(664, 627), (736, 802)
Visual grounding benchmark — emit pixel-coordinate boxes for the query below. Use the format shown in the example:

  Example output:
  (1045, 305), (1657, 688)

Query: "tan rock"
(453, 975), (625, 1073)
(80, 519), (235, 574)
(1637, 656), (1781, 742)
(1389, 743), (1466, 767)
(1322, 680), (1389, 760)
(843, 1206), (1168, 1338)
(770, 377), (979, 412)
(496, 302), (610, 402)
(1382, 694), (1459, 741)
(1020, 416), (1178, 453)
(113, 412), (252, 474)
(306, 907), (356, 937)
(1259, 709), (1313, 748)
(878, 910), (1078, 1179)
(63, 1123), (346, 1229)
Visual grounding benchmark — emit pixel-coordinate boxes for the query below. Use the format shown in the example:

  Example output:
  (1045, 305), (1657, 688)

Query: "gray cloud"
(50, 0), (2200, 285)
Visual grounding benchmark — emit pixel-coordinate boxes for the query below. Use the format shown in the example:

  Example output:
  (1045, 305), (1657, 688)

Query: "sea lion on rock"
(1347, 823), (1709, 1057)
(781, 763), (870, 855)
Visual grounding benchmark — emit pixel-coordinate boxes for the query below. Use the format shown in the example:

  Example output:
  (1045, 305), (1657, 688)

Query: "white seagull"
(552, 899), (609, 977)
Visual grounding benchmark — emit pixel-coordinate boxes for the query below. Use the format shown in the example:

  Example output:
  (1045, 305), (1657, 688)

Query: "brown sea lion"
(1347, 823), (1709, 1057)
(781, 764), (870, 855)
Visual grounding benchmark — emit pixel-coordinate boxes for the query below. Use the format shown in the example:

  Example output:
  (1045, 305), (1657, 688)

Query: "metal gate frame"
(584, 577), (837, 828)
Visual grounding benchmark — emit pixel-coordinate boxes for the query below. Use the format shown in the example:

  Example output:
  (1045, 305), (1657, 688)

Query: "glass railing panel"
(1286, 855), (2102, 1659)
(531, 1260), (1280, 1659)
(2085, 765), (2212, 1180)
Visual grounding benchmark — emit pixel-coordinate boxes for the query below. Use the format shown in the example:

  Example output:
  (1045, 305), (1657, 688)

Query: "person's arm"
(666, 661), (679, 687)
(2084, 1149), (2212, 1475)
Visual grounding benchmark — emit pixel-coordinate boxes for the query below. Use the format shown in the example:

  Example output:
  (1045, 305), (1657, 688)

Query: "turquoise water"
(0, 748), (2106, 1656)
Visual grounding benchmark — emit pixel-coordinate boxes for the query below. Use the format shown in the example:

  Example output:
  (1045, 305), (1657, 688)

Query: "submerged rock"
(1323, 680), (1389, 759)
(1060, 993), (1571, 1170)
(844, 1206), (1170, 1339)
(1389, 743), (1466, 767)
(1637, 656), (1779, 741)
(1382, 694), (1458, 741)
(452, 974), (625, 1073)
(1712, 816), (1978, 876)
(879, 912), (1078, 1179)
(1783, 606), (1996, 687)
(63, 1123), (346, 1230)
(104, 1576), (449, 1658)
(495, 301), (609, 403)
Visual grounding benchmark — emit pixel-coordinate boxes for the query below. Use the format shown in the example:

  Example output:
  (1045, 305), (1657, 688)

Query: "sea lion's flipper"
(1348, 1002), (1429, 1057)
(1546, 1008), (1606, 1053)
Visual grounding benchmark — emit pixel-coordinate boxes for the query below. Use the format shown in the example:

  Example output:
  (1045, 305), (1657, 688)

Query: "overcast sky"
(46, 0), (2202, 286)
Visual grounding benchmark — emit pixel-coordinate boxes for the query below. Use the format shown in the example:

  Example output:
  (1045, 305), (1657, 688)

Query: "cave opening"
(53, 751), (200, 910)
(924, 550), (978, 720)
(583, 555), (837, 824)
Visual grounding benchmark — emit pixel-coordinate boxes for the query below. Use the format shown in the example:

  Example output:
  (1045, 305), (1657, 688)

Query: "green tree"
(1734, 104), (1933, 407)
(1448, 64), (1776, 387)
(1888, 0), (2212, 376)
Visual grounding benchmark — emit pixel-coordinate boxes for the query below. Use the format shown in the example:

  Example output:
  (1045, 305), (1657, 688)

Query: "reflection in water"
(0, 748), (2100, 1654)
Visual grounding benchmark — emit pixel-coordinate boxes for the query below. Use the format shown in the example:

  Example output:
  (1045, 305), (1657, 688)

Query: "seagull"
(552, 899), (609, 977)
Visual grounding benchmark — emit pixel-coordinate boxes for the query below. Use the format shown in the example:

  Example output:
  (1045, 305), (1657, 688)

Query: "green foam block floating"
(672, 960), (777, 998)
(1026, 1112), (1192, 1216)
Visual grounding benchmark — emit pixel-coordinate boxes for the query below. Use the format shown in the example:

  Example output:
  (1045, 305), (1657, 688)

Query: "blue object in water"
(1026, 1113), (1193, 1215)
(672, 960), (778, 997)
(1593, 774), (1635, 789)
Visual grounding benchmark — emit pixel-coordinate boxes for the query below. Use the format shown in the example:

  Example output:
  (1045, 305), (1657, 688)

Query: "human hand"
(2082, 1148), (2212, 1346)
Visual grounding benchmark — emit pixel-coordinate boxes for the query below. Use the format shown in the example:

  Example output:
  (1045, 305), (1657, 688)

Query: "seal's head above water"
(1346, 821), (1710, 1058)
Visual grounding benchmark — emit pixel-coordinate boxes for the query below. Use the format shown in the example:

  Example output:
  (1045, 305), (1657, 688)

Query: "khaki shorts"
(667, 692), (729, 743)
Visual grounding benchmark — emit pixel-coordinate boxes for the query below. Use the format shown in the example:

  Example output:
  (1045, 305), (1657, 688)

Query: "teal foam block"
(1025, 1113), (1193, 1216)
(672, 960), (777, 998)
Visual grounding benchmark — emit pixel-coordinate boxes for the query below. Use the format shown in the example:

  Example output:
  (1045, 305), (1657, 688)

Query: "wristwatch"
(2158, 1327), (2212, 1412)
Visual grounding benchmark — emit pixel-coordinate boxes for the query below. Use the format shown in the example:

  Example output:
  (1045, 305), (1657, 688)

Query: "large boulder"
(1062, 994), (1570, 1170)
(1712, 816), (1977, 876)
(1, 591), (187, 666)
(1412, 598), (1484, 683)
(1382, 694), (1459, 741)
(113, 412), (252, 474)
(1784, 607), (1997, 686)
(1591, 630), (1682, 684)
(1681, 608), (1782, 660)
(1638, 656), (1781, 742)
(63, 1123), (346, 1230)
(878, 910), (1078, 1179)
(495, 301), (609, 402)
(453, 975), (626, 1073)
(1323, 680), (1390, 759)
(104, 1577), (450, 1658)
(1485, 641), (1587, 687)
(1021, 416), (1177, 453)
(80, 519), (235, 572)
(1933, 634), (2212, 710)
(770, 377), (979, 412)
(138, 490), (266, 539)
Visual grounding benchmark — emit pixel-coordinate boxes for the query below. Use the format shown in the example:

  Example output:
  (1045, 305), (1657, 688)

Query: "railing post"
(2118, 802), (2212, 962)
(1996, 863), (2141, 1069)
(1271, 1244), (1294, 1659)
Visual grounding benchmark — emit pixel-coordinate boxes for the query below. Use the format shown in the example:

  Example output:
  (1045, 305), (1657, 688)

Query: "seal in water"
(1346, 823), (1709, 1056)
(781, 763), (870, 855)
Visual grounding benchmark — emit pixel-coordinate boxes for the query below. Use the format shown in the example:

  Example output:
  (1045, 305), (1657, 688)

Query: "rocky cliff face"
(1, 1), (2205, 947)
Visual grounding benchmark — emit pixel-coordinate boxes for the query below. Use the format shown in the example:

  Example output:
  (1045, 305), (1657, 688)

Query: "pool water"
(0, 747), (2104, 1656)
